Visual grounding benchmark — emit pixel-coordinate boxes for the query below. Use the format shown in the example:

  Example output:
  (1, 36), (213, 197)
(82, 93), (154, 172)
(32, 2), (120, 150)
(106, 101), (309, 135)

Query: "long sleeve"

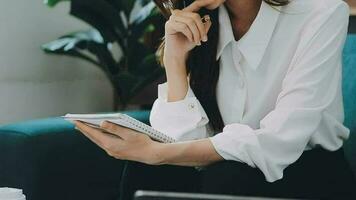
(150, 83), (209, 141)
(210, 3), (350, 182)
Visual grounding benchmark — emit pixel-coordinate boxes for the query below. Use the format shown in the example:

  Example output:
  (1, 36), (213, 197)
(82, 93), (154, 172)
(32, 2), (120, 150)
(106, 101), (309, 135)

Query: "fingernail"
(197, 41), (201, 46)
(74, 127), (79, 130)
(202, 35), (208, 42)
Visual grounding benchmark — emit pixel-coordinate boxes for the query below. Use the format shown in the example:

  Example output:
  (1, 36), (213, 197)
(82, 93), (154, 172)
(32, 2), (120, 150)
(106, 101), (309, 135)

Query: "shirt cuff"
(209, 124), (257, 166)
(150, 83), (209, 141)
(209, 123), (284, 182)
(157, 82), (196, 101)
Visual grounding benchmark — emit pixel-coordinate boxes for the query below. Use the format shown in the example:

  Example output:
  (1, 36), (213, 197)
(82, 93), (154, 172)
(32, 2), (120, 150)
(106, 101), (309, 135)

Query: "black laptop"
(134, 191), (299, 200)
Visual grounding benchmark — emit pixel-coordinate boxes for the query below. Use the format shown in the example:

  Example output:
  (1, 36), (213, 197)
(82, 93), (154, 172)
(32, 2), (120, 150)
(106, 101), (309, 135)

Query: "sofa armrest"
(0, 110), (150, 200)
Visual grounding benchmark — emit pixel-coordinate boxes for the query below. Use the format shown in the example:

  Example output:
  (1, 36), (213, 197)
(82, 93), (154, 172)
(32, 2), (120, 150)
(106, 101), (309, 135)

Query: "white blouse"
(150, 0), (351, 182)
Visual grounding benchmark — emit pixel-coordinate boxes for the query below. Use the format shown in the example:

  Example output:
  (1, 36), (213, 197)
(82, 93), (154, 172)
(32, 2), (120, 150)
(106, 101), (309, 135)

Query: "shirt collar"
(216, 5), (235, 60)
(216, 2), (281, 70)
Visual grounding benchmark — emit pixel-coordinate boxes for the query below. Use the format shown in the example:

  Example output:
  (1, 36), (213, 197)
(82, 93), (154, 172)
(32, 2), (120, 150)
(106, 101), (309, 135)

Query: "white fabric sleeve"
(150, 83), (209, 141)
(210, 3), (350, 182)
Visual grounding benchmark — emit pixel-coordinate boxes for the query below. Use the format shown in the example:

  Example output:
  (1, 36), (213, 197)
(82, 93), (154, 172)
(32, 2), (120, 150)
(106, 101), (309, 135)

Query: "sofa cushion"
(0, 110), (150, 200)
(342, 34), (356, 175)
(0, 110), (150, 136)
(343, 35), (356, 132)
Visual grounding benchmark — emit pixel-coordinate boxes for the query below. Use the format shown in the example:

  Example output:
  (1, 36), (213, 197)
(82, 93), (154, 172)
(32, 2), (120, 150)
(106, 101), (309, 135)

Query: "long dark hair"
(158, 0), (289, 132)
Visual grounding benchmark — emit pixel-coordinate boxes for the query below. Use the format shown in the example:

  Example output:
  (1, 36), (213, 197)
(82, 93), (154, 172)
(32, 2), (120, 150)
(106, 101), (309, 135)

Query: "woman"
(75, 0), (356, 199)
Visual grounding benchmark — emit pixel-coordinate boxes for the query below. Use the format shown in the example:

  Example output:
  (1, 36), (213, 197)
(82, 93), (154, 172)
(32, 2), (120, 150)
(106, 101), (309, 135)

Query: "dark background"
(350, 16), (356, 33)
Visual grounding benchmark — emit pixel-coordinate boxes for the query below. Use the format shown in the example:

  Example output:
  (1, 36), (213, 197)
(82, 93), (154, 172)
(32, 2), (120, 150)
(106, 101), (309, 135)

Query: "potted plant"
(42, 0), (165, 109)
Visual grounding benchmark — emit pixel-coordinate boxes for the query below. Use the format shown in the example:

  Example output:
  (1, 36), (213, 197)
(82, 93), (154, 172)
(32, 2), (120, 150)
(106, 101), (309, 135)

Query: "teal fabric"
(343, 35), (356, 132)
(342, 34), (356, 173)
(0, 110), (150, 136)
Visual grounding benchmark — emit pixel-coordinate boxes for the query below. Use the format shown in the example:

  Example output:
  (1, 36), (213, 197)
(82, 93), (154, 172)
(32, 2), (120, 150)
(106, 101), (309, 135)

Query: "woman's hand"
(163, 8), (212, 102)
(163, 0), (226, 68)
(163, 10), (211, 68)
(74, 121), (164, 165)
(162, 0), (225, 102)
(74, 121), (224, 167)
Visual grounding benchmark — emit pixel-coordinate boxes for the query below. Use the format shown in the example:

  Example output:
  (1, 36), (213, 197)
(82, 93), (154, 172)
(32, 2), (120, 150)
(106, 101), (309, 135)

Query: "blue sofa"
(1, 35), (355, 200)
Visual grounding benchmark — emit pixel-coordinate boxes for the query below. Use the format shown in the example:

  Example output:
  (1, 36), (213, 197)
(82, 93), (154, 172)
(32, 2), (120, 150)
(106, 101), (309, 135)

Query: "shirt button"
(188, 103), (195, 110)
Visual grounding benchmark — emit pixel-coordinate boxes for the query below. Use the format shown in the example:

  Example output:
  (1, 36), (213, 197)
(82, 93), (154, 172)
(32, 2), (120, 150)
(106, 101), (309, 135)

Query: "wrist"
(165, 58), (188, 80)
(164, 55), (188, 72)
(148, 142), (169, 165)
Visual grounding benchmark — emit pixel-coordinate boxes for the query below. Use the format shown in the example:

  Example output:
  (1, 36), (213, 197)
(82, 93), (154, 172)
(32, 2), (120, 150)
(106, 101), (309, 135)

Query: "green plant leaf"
(43, 0), (69, 7)
(70, 0), (127, 45)
(113, 72), (140, 105)
(121, 1), (136, 17)
(42, 0), (166, 108)
(129, 54), (157, 75)
(42, 29), (106, 69)
(43, 29), (104, 50)
(129, 67), (164, 101)
(130, 1), (156, 25)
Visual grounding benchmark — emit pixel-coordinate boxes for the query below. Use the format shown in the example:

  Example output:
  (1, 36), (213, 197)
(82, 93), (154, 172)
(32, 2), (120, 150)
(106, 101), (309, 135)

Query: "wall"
(0, 0), (114, 124)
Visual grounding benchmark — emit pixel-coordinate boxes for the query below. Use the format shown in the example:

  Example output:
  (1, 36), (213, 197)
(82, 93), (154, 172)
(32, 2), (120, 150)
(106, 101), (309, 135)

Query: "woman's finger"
(175, 21), (194, 42)
(171, 10), (201, 45)
(75, 125), (105, 149)
(184, 0), (222, 12)
(75, 121), (117, 149)
(178, 10), (207, 42)
(166, 20), (194, 42)
(101, 121), (135, 140)
(183, 0), (206, 12)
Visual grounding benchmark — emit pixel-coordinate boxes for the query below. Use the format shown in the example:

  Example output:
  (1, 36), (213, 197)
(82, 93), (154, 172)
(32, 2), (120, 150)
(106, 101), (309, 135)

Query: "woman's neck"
(224, 0), (262, 41)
